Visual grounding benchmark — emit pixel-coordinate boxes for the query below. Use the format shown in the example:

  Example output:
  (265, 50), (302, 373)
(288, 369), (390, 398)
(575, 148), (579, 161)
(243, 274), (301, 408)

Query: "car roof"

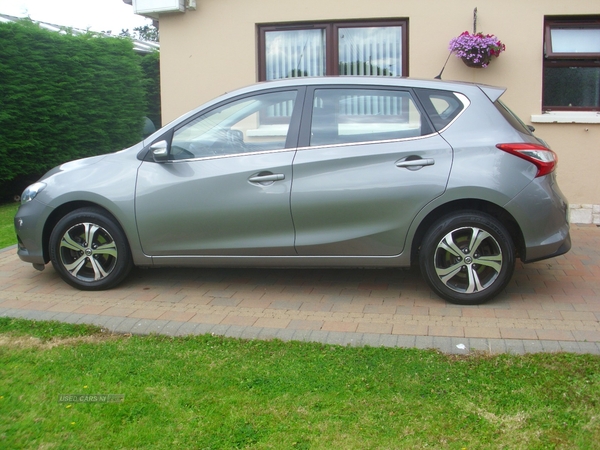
(229, 76), (506, 102)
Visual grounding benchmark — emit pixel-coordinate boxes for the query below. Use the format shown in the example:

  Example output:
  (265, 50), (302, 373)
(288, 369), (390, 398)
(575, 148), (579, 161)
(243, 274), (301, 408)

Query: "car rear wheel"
(419, 211), (515, 305)
(49, 208), (132, 290)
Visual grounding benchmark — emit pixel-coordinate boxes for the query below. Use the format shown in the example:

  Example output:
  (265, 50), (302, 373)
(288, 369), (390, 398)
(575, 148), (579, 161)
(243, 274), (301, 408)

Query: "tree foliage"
(120, 24), (159, 42)
(0, 20), (150, 194)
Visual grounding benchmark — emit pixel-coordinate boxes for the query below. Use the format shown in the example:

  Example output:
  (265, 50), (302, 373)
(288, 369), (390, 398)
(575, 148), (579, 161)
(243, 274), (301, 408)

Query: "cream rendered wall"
(157, 0), (599, 207)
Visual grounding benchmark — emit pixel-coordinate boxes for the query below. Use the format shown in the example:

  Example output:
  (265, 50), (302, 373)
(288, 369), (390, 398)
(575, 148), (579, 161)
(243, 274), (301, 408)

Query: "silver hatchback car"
(14, 77), (570, 305)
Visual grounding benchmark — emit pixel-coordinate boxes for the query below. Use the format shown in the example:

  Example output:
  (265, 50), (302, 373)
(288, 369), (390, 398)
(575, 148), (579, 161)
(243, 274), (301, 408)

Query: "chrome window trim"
(296, 132), (437, 152)
(164, 147), (296, 163)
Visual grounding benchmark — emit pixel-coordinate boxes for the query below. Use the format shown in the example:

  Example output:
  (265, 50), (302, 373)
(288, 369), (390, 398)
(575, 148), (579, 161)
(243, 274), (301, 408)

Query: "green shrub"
(139, 50), (161, 128)
(0, 20), (147, 192)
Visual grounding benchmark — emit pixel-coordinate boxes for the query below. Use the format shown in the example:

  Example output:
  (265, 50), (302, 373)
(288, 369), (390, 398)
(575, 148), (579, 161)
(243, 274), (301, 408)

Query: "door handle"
(395, 158), (435, 170)
(248, 173), (285, 183)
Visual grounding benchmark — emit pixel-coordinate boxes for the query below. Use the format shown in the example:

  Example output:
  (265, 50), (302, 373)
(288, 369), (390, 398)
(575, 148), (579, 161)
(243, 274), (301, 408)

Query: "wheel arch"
(410, 199), (525, 265)
(41, 201), (131, 263)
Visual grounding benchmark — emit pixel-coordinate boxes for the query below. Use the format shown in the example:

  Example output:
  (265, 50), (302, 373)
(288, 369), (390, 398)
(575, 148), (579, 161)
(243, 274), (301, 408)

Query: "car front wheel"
(419, 211), (515, 305)
(49, 208), (132, 290)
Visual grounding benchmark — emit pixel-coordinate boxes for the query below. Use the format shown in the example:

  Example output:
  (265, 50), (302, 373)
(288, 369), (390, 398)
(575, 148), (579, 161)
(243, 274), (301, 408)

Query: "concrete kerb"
(1, 307), (600, 354)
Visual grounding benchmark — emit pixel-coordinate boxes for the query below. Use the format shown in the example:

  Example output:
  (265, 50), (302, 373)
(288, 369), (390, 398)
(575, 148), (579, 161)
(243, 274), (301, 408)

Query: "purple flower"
(449, 31), (505, 66)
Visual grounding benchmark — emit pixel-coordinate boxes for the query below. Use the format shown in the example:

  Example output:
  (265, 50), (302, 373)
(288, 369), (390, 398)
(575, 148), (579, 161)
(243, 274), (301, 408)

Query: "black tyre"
(419, 211), (515, 305)
(49, 208), (132, 290)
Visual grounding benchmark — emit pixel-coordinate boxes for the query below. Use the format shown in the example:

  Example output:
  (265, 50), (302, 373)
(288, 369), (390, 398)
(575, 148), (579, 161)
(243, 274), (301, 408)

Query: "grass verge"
(0, 203), (19, 249)
(1, 318), (599, 449)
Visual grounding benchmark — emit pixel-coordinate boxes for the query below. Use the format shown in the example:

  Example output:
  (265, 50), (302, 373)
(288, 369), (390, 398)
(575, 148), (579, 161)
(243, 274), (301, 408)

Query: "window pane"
(310, 89), (421, 146)
(173, 91), (297, 158)
(265, 29), (325, 80)
(338, 27), (402, 76)
(414, 89), (464, 131)
(550, 28), (600, 54)
(543, 66), (600, 108)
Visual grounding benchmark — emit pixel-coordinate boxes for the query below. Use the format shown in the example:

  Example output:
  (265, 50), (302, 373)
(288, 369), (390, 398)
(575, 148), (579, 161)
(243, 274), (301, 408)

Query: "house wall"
(157, 0), (600, 211)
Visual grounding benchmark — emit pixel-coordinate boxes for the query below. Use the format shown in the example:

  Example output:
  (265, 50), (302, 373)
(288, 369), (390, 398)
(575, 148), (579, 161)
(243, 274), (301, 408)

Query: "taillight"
(496, 143), (557, 177)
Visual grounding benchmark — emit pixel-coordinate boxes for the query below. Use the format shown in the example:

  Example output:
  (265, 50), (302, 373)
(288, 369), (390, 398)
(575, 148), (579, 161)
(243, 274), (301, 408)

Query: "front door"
(135, 89), (301, 256)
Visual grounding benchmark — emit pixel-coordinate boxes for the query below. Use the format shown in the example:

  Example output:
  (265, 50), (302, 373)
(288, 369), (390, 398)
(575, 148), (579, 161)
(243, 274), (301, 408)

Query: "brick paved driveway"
(1, 225), (599, 354)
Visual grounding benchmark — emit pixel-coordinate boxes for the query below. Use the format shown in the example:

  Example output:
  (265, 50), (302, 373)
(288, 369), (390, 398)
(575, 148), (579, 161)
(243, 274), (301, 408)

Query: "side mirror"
(150, 141), (169, 163)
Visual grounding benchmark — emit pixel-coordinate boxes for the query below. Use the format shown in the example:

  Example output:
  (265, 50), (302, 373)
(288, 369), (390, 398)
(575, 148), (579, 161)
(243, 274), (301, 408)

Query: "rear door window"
(308, 88), (431, 147)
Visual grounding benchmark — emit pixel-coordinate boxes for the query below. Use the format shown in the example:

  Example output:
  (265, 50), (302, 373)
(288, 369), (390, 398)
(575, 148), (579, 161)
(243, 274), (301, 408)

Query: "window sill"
(531, 112), (600, 124)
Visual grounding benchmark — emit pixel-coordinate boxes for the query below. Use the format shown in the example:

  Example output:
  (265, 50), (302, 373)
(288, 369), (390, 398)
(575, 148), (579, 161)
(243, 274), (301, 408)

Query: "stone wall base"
(570, 204), (600, 225)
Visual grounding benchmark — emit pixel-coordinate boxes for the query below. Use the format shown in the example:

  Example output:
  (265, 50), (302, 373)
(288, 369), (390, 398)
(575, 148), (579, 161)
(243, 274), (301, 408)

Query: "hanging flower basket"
(449, 31), (505, 68)
(461, 55), (491, 68)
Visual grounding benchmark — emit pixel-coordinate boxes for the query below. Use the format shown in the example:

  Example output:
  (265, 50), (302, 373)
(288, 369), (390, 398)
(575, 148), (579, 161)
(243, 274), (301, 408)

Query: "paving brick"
(461, 308), (496, 318)
(571, 330), (600, 342)
(536, 329), (576, 341)
(221, 315), (258, 327)
(209, 297), (242, 307)
(321, 321), (358, 333)
(128, 309), (165, 320)
(254, 317), (291, 329)
(464, 327), (502, 339)
(493, 309), (531, 319)
(155, 310), (196, 322)
(356, 322), (393, 334)
(560, 310), (595, 321)
(101, 306), (137, 317)
(429, 307), (463, 317)
(330, 302), (365, 313)
(504, 340), (526, 354)
(392, 324), (428, 336)
(286, 319), (324, 330)
(428, 325), (464, 338)
(0, 298), (33, 309)
(173, 322), (201, 336)
(223, 325), (250, 339)
(465, 338), (490, 353)
(414, 336), (435, 350)
(188, 312), (227, 324)
(540, 340), (562, 352)
(500, 328), (538, 340)
(527, 310), (564, 320)
(73, 304), (111, 315)
(363, 304), (397, 314)
(378, 334), (400, 347)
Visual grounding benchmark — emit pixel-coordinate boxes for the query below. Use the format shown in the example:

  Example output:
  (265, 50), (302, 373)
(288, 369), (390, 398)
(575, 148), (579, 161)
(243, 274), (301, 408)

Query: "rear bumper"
(523, 232), (571, 263)
(504, 173), (571, 263)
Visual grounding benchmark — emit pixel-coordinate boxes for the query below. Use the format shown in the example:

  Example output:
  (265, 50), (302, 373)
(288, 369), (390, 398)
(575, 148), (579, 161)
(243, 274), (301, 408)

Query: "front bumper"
(14, 199), (52, 266)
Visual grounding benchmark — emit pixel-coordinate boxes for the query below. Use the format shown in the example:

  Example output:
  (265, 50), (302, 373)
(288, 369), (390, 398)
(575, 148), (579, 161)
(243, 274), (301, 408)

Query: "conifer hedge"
(0, 20), (150, 198)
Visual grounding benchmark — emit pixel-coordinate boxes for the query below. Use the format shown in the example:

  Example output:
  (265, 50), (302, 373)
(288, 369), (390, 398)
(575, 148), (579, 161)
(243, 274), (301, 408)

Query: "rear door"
(291, 86), (454, 256)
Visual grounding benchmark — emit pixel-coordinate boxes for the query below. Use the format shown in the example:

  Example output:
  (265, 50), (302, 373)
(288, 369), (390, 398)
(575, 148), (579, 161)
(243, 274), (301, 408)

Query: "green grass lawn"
(0, 202), (19, 249)
(1, 318), (599, 449)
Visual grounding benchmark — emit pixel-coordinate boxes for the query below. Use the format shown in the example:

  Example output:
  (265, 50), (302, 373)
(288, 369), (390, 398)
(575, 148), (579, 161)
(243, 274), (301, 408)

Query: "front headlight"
(21, 182), (46, 204)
